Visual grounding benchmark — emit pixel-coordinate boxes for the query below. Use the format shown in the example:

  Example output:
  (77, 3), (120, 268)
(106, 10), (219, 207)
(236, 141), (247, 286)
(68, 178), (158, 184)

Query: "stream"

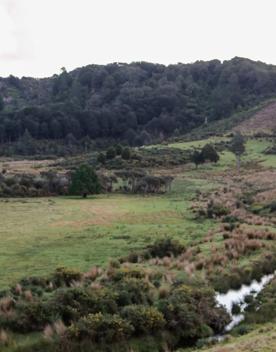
(215, 271), (276, 334)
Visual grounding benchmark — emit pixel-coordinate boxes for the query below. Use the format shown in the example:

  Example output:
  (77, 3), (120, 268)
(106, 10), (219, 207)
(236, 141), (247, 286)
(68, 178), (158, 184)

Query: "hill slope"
(234, 100), (276, 135)
(1, 57), (276, 150)
(191, 324), (276, 352)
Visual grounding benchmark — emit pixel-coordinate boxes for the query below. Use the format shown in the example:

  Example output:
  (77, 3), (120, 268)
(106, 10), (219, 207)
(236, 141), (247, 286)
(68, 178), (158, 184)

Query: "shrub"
(201, 144), (220, 163)
(207, 201), (229, 218)
(52, 267), (82, 287)
(67, 313), (134, 343)
(51, 287), (118, 323)
(121, 147), (131, 160)
(121, 305), (165, 334)
(158, 285), (230, 340)
(232, 303), (241, 315)
(115, 278), (152, 306)
(106, 147), (116, 160)
(97, 152), (106, 164)
(3, 301), (53, 332)
(146, 238), (185, 258)
(109, 267), (145, 282)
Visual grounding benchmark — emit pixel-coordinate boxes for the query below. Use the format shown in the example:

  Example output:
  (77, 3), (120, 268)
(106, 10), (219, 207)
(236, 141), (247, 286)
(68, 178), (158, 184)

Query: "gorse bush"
(52, 267), (82, 287)
(146, 238), (185, 258)
(207, 201), (229, 218)
(67, 313), (134, 343)
(121, 305), (165, 334)
(0, 238), (238, 351)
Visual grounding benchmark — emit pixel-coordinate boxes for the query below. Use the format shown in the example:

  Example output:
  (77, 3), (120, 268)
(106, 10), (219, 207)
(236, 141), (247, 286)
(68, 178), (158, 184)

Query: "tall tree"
(230, 132), (246, 172)
(0, 96), (4, 111)
(69, 164), (101, 198)
(201, 144), (219, 163)
(191, 150), (205, 169)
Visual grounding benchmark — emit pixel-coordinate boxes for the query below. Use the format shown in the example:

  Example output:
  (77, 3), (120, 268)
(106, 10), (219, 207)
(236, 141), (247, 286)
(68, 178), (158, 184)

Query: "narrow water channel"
(216, 271), (276, 332)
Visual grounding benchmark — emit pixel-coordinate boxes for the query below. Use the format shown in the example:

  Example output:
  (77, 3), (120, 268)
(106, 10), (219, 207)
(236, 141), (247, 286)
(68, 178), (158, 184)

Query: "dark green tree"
(115, 144), (123, 155)
(69, 164), (101, 198)
(121, 147), (131, 160)
(106, 146), (116, 159)
(229, 132), (246, 172)
(0, 96), (4, 111)
(82, 135), (92, 152)
(97, 152), (106, 164)
(201, 144), (219, 163)
(16, 129), (35, 155)
(65, 133), (77, 146)
(191, 150), (205, 168)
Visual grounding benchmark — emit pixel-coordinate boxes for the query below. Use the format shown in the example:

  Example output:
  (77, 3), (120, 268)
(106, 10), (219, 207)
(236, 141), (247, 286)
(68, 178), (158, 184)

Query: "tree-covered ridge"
(1, 57), (276, 146)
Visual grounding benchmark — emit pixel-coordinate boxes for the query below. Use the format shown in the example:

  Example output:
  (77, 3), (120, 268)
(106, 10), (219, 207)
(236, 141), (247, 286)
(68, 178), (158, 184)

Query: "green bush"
(67, 313), (134, 343)
(52, 267), (82, 287)
(207, 201), (229, 218)
(146, 238), (185, 258)
(115, 278), (152, 306)
(3, 301), (53, 332)
(158, 285), (230, 340)
(52, 287), (118, 323)
(121, 305), (165, 334)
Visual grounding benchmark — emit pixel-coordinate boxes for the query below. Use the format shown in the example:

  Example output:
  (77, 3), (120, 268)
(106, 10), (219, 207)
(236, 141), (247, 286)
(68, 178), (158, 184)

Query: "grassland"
(190, 323), (276, 352)
(0, 137), (275, 289)
(0, 177), (216, 288)
(0, 135), (276, 352)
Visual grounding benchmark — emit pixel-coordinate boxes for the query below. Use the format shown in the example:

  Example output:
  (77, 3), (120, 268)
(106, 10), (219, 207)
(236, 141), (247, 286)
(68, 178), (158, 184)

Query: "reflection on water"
(216, 272), (275, 332)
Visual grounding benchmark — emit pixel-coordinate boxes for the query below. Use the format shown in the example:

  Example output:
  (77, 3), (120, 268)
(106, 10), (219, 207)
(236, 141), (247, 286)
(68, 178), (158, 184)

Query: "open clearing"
(0, 137), (276, 352)
(0, 178), (215, 288)
(0, 138), (275, 289)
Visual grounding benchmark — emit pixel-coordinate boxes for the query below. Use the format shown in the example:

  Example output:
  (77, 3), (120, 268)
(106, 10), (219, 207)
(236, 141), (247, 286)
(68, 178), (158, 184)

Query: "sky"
(1, 0), (276, 78)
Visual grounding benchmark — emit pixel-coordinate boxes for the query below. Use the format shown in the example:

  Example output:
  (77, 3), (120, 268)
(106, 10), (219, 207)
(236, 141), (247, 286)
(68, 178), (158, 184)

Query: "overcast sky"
(1, 0), (276, 78)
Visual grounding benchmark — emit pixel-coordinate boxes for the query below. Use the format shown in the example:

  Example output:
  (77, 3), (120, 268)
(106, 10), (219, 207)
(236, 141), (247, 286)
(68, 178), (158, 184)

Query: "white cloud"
(0, 2), (17, 58)
(0, 0), (276, 77)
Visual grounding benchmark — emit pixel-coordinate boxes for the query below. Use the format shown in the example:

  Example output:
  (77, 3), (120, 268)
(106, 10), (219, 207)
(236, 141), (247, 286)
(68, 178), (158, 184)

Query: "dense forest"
(1, 57), (276, 147)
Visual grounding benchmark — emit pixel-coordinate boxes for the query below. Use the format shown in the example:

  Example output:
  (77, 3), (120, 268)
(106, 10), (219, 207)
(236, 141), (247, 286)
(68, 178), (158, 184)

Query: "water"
(216, 271), (276, 332)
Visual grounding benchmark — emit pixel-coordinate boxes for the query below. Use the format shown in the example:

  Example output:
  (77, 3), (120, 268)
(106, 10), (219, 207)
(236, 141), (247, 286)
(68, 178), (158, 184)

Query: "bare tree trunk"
(236, 155), (241, 173)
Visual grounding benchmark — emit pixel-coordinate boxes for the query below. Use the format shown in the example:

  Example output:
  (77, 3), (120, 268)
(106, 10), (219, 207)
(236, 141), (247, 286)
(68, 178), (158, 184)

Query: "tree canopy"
(230, 132), (246, 171)
(0, 58), (276, 147)
(69, 164), (101, 198)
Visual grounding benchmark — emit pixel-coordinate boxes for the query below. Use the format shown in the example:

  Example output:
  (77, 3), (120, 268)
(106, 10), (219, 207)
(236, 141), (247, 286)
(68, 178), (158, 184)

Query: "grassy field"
(0, 177), (216, 288)
(0, 135), (276, 352)
(1, 137), (275, 289)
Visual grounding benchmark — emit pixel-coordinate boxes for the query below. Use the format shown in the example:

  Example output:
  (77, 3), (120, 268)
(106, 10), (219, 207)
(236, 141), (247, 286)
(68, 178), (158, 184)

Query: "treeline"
(1, 57), (276, 147)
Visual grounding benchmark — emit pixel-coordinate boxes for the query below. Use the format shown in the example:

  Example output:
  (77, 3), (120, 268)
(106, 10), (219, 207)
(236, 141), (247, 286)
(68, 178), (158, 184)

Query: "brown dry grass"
(234, 101), (276, 135)
(0, 158), (62, 175)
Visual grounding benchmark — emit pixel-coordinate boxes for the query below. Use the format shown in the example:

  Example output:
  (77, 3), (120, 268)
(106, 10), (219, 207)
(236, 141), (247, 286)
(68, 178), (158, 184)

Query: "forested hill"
(1, 57), (276, 146)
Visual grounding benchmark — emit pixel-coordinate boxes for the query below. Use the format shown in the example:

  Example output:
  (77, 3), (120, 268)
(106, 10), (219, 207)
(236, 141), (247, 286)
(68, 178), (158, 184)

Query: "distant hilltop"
(0, 57), (276, 147)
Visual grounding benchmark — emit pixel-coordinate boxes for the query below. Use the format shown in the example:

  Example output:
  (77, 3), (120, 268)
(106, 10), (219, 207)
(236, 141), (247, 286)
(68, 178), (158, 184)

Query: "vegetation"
(190, 143), (219, 168)
(69, 164), (101, 198)
(1, 66), (276, 351)
(0, 239), (230, 352)
(229, 132), (246, 171)
(1, 58), (276, 153)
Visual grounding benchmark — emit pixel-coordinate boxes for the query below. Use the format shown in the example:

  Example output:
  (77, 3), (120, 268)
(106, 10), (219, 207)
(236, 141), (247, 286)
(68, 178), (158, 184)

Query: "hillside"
(1, 57), (276, 154)
(1, 58), (276, 352)
(190, 324), (276, 352)
(234, 100), (276, 135)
